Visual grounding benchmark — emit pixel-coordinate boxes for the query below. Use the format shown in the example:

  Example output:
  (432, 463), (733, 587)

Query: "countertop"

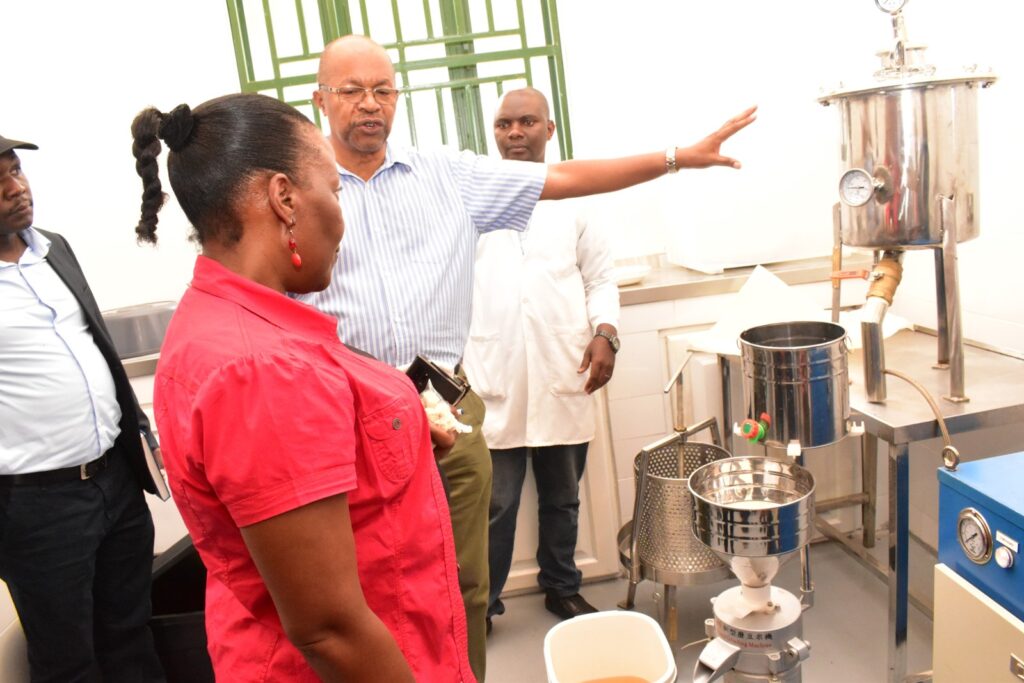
(849, 328), (1024, 444)
(617, 252), (872, 306)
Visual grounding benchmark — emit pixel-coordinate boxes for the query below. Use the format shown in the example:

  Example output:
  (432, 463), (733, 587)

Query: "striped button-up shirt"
(298, 144), (547, 368)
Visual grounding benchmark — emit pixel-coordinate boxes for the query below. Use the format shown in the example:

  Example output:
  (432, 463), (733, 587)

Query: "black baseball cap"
(0, 135), (39, 155)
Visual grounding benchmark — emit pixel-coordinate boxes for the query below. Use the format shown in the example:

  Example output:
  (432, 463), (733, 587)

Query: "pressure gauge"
(875, 0), (908, 14)
(957, 508), (994, 564)
(838, 168), (877, 207)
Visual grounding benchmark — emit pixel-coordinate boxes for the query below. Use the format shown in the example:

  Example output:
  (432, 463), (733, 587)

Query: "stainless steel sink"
(101, 301), (177, 360)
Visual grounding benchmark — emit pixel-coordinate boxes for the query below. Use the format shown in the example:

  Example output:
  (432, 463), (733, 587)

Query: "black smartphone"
(405, 355), (470, 406)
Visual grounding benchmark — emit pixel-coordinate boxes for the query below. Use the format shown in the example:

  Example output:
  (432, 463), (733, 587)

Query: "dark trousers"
(487, 442), (589, 613)
(0, 452), (165, 683)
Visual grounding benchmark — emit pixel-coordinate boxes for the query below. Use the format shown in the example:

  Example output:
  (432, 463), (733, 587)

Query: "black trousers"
(0, 451), (165, 683)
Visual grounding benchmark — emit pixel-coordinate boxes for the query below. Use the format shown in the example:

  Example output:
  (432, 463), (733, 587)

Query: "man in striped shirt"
(301, 34), (755, 680)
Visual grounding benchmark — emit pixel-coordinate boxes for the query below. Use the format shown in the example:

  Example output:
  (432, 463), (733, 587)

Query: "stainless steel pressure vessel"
(820, 67), (995, 248)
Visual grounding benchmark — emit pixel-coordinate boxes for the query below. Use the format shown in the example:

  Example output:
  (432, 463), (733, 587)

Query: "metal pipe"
(663, 352), (692, 432)
(831, 202), (843, 323)
(799, 544), (815, 609)
(720, 355), (734, 454)
(861, 298), (890, 403)
(938, 196), (969, 402)
(796, 451), (814, 610)
(861, 252), (904, 403)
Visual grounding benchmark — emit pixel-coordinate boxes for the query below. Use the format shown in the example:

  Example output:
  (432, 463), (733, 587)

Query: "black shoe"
(544, 591), (599, 620)
(485, 598), (503, 637)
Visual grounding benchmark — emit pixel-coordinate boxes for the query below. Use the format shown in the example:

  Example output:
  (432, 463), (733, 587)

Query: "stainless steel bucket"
(819, 71), (994, 249)
(739, 321), (849, 449)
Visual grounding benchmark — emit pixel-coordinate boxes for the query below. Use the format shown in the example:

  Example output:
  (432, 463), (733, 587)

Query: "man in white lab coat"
(463, 89), (621, 629)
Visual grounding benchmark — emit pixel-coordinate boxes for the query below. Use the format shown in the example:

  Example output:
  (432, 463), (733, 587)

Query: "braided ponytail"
(131, 93), (315, 247)
(130, 107), (167, 244)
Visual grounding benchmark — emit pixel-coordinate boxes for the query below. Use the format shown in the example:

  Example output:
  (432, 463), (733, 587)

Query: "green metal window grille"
(225, 0), (574, 159)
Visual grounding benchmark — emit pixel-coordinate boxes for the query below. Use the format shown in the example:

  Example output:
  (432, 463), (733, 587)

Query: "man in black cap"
(0, 134), (166, 682)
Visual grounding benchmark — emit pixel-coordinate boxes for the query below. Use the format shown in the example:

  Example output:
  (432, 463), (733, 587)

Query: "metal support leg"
(862, 432), (878, 548)
(887, 441), (910, 683)
(664, 584), (678, 642)
(938, 197), (968, 402)
(619, 449), (651, 611)
(621, 575), (638, 611)
(932, 248), (950, 369)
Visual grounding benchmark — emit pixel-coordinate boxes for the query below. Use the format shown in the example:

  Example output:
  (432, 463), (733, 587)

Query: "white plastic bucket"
(543, 611), (677, 683)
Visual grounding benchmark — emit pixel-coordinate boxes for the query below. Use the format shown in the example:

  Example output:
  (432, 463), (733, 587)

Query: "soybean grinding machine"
(689, 320), (858, 682)
(819, 0), (996, 405)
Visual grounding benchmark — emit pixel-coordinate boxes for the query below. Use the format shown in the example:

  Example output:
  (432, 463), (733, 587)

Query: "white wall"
(6, 0), (239, 310)
(554, 0), (1022, 349)
(7, 0), (1021, 349)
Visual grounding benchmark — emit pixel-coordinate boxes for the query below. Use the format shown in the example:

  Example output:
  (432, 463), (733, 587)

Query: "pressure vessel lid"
(818, 64), (997, 103)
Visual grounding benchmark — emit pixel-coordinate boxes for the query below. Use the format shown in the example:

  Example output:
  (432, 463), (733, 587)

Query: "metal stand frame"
(618, 416), (727, 641)
(816, 332), (1024, 683)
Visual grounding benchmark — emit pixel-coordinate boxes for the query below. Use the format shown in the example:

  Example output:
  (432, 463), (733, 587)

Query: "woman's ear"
(266, 172), (295, 225)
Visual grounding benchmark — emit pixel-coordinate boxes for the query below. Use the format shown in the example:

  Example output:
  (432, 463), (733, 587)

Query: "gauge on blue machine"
(957, 508), (994, 564)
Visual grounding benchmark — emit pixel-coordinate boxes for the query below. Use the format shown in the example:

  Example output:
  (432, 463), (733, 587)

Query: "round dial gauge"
(838, 168), (876, 207)
(875, 0), (908, 13)
(957, 508), (993, 564)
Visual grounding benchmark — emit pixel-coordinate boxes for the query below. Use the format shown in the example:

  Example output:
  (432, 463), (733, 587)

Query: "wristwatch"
(665, 146), (679, 174)
(595, 329), (620, 354)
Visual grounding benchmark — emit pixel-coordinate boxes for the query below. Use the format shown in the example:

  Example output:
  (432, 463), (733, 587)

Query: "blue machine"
(937, 450), (1024, 621)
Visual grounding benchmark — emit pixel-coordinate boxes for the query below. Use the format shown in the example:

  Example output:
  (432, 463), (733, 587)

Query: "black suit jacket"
(37, 229), (158, 494)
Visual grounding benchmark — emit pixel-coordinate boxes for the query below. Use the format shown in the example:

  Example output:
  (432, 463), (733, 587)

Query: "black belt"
(0, 451), (113, 487)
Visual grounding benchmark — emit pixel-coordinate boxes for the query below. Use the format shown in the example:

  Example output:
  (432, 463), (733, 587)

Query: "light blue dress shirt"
(0, 228), (121, 474)
(297, 144), (547, 369)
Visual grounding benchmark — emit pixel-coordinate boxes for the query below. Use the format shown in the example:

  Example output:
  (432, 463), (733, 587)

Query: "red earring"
(288, 225), (302, 268)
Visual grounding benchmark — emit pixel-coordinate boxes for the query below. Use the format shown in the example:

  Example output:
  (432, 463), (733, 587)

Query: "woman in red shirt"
(131, 94), (473, 682)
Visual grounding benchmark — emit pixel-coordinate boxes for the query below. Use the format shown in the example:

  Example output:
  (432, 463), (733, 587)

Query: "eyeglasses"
(318, 84), (401, 105)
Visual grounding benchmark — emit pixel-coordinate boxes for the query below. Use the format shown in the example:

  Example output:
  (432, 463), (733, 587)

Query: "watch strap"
(665, 146), (679, 174)
(595, 329), (620, 353)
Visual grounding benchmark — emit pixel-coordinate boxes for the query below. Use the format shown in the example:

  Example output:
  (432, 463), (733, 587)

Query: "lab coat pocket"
(360, 398), (417, 484)
(547, 328), (591, 396)
(463, 333), (507, 399)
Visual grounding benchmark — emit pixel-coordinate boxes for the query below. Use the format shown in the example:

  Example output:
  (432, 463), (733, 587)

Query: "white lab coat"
(463, 200), (620, 449)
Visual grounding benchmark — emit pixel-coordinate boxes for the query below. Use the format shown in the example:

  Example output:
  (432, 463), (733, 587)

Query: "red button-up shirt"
(154, 256), (473, 682)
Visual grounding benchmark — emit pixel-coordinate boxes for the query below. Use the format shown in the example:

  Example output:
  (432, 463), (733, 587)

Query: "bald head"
(318, 35), (395, 84)
(497, 88), (550, 120)
(493, 88), (554, 162)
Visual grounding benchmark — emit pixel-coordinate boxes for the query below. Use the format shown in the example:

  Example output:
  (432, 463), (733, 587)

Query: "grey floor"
(484, 540), (933, 682)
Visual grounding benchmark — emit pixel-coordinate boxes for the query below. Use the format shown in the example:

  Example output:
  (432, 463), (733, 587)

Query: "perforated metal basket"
(619, 418), (731, 590)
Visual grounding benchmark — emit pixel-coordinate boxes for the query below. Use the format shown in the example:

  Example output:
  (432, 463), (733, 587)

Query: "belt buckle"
(80, 462), (91, 480)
